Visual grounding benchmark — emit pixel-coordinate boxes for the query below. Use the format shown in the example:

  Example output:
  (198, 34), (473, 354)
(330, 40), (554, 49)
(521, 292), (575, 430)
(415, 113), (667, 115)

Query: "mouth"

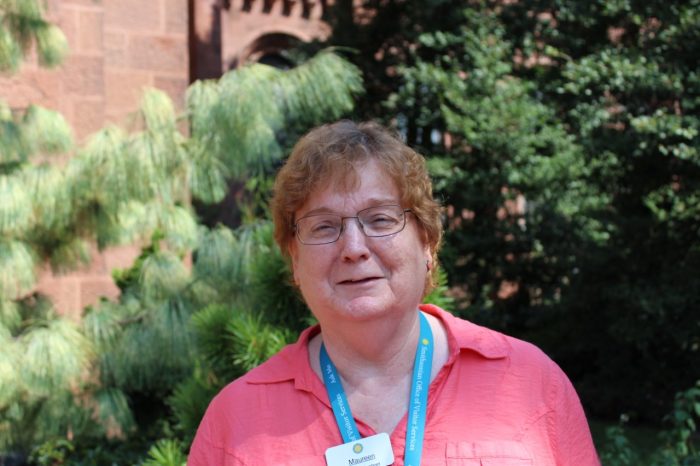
(338, 277), (381, 285)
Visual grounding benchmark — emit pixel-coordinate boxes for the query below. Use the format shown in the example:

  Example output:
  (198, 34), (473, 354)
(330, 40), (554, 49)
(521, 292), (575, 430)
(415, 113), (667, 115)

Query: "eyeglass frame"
(293, 204), (413, 245)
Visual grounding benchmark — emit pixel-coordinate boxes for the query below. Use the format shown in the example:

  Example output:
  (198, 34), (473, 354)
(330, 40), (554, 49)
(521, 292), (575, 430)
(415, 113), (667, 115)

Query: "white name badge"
(325, 432), (395, 466)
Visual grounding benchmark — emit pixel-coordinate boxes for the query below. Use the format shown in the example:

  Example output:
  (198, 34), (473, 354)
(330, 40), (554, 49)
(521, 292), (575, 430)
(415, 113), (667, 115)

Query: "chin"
(334, 297), (403, 321)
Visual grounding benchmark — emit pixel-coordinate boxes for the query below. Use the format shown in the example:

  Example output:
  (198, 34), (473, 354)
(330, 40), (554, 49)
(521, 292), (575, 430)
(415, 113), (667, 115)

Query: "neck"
(308, 309), (450, 435)
(310, 309), (421, 387)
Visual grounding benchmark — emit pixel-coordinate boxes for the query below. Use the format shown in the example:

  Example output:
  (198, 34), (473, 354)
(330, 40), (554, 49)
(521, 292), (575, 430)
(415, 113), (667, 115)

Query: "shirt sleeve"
(547, 359), (601, 466)
(187, 399), (240, 466)
(188, 413), (218, 466)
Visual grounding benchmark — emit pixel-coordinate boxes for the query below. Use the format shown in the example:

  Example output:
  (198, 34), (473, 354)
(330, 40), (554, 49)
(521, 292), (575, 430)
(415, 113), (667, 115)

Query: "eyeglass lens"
(295, 205), (407, 245)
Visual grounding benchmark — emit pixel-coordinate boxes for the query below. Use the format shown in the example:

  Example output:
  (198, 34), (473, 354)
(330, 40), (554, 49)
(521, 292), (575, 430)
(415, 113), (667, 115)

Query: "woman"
(188, 121), (600, 465)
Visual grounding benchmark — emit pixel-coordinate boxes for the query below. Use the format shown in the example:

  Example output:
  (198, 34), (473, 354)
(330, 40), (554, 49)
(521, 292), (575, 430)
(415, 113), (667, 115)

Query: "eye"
(309, 219), (340, 235)
(365, 213), (399, 228)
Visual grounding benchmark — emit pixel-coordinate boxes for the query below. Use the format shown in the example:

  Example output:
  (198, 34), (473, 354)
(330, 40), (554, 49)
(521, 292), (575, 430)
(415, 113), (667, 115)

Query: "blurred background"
(0, 0), (698, 464)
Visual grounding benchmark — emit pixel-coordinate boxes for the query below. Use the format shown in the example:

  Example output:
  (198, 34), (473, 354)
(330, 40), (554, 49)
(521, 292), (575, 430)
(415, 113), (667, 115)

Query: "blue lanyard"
(320, 312), (434, 466)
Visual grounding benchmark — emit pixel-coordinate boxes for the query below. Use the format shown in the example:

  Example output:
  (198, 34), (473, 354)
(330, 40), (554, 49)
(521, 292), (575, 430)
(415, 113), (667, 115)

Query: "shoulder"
(423, 303), (555, 367)
(423, 303), (565, 390)
(192, 332), (313, 443)
(206, 338), (306, 415)
(189, 329), (333, 464)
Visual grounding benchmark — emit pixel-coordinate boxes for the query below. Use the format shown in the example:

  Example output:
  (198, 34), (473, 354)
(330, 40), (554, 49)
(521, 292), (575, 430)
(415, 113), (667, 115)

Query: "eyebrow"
(299, 198), (400, 218)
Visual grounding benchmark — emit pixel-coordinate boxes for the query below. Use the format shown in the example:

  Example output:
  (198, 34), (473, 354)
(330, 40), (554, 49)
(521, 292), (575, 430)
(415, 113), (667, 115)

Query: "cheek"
(290, 249), (304, 285)
(292, 250), (326, 283)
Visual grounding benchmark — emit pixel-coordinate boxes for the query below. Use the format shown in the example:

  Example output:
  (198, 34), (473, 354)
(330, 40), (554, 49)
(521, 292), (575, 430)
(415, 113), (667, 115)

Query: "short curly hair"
(271, 120), (443, 296)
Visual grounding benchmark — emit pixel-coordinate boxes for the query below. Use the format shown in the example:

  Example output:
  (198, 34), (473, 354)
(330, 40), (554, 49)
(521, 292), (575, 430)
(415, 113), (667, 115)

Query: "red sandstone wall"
(0, 0), (334, 317)
(0, 0), (189, 318)
(0, 0), (189, 139)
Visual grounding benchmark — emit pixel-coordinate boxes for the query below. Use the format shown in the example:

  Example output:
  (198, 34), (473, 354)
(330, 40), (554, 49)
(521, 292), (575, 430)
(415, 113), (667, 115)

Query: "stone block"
(105, 68), (152, 112)
(104, 108), (134, 127)
(105, 0), (162, 32)
(72, 97), (105, 140)
(102, 244), (142, 271)
(63, 0), (104, 6)
(154, 75), (188, 110)
(79, 9), (104, 53)
(0, 70), (61, 109)
(165, 0), (189, 34)
(104, 31), (128, 67)
(35, 275), (82, 319)
(127, 34), (188, 74)
(57, 7), (79, 50)
(45, 0), (62, 17)
(61, 55), (104, 96)
(80, 277), (121, 311)
(0, 76), (30, 108)
(29, 68), (64, 109)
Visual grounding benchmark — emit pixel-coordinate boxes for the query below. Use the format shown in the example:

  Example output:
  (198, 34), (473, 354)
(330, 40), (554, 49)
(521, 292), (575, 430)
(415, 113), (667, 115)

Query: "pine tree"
(84, 52), (364, 451)
(1, 0), (364, 455)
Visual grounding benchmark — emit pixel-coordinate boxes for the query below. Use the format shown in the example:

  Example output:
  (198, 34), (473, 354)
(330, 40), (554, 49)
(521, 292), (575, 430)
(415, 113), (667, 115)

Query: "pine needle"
(82, 302), (121, 350)
(0, 172), (33, 236)
(0, 239), (36, 298)
(142, 439), (187, 466)
(157, 204), (198, 253)
(0, 331), (21, 408)
(94, 387), (135, 437)
(49, 237), (90, 273)
(138, 251), (189, 303)
(35, 23), (68, 67)
(19, 318), (92, 397)
(27, 163), (72, 231)
(21, 105), (73, 154)
(0, 21), (22, 72)
(0, 298), (21, 333)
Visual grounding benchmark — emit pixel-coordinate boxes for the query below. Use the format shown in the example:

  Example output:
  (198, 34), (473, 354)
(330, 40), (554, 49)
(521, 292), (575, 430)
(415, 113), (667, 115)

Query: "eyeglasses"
(294, 204), (412, 245)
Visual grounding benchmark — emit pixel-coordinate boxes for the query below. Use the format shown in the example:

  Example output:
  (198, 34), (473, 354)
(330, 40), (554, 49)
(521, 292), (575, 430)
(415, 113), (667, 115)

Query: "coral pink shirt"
(188, 305), (600, 465)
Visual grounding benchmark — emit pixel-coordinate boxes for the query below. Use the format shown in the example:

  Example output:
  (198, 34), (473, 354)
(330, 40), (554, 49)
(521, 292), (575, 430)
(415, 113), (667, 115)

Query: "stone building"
(0, 0), (333, 316)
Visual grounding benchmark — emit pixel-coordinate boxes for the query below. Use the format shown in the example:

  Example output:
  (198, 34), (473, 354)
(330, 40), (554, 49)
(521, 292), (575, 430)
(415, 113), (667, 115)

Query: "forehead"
(297, 160), (401, 217)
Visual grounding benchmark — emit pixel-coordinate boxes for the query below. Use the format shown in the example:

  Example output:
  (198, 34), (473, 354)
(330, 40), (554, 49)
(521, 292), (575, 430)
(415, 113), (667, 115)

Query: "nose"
(338, 218), (370, 262)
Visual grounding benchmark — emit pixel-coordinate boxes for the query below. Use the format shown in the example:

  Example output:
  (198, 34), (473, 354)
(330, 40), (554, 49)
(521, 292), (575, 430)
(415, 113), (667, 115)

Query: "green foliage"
(0, 47), (364, 457)
(0, 297), (94, 453)
(600, 416), (642, 466)
(0, 239), (36, 298)
(423, 267), (454, 310)
(186, 51), (363, 204)
(655, 381), (700, 463)
(226, 312), (293, 372)
(502, 0), (700, 421)
(167, 372), (218, 444)
(601, 382), (700, 465)
(340, 0), (700, 425)
(20, 318), (91, 396)
(169, 222), (306, 440)
(28, 438), (75, 466)
(0, 0), (68, 72)
(0, 1), (346, 461)
(141, 439), (186, 466)
(387, 7), (603, 330)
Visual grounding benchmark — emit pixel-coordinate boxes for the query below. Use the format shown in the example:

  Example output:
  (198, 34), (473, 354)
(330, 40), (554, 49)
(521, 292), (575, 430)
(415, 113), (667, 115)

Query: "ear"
(423, 241), (432, 265)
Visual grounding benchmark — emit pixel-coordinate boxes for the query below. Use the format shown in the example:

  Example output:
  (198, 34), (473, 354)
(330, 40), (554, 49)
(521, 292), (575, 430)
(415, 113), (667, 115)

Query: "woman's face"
(290, 159), (431, 326)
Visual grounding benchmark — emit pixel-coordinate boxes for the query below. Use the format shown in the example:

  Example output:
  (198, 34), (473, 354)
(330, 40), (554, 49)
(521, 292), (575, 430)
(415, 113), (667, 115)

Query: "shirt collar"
(419, 304), (510, 360)
(244, 324), (319, 387)
(244, 304), (509, 387)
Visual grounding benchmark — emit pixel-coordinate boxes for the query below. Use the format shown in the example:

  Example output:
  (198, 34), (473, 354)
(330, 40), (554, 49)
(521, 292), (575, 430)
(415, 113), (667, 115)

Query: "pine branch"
(0, 239), (36, 298)
(0, 0), (68, 72)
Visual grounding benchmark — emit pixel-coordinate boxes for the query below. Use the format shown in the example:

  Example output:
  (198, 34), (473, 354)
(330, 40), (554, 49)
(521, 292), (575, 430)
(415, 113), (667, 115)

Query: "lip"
(337, 276), (382, 285)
